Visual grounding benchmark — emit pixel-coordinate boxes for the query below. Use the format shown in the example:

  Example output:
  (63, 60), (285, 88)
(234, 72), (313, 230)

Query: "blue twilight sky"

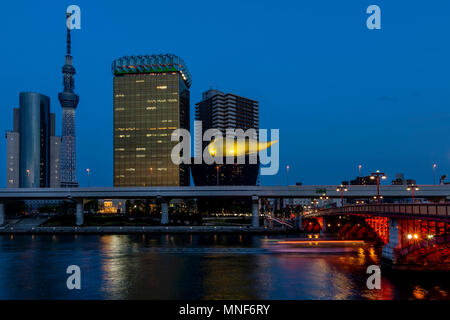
(0, 0), (449, 187)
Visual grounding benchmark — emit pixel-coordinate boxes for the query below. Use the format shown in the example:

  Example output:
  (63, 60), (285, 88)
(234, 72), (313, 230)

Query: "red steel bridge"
(304, 203), (450, 270)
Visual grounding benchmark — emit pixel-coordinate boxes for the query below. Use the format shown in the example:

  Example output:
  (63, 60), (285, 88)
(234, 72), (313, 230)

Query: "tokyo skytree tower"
(59, 12), (79, 187)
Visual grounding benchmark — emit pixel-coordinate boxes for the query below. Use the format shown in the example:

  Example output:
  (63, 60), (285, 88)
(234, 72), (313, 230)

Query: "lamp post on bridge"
(370, 170), (387, 203)
(319, 193), (329, 208)
(312, 199), (319, 210)
(406, 183), (419, 203)
(336, 184), (348, 207)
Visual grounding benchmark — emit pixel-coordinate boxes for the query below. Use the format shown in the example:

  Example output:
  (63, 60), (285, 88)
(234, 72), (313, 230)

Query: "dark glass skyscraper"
(191, 89), (260, 186)
(6, 92), (61, 188)
(59, 12), (79, 188)
(112, 54), (191, 187)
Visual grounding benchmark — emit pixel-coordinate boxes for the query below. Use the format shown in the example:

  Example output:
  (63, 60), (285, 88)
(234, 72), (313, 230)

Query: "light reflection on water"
(0, 234), (448, 300)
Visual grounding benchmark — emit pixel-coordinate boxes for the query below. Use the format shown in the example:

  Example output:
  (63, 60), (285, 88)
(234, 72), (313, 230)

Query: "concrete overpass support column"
(382, 218), (400, 265)
(76, 201), (84, 226)
(297, 214), (303, 230)
(161, 199), (169, 225)
(0, 202), (5, 226)
(252, 196), (260, 228)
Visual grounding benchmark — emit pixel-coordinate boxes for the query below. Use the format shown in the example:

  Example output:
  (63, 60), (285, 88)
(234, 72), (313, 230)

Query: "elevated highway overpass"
(0, 184), (449, 200)
(0, 185), (449, 227)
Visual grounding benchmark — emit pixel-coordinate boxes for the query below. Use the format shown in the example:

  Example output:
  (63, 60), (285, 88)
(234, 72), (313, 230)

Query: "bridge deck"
(0, 185), (449, 200)
(307, 203), (450, 221)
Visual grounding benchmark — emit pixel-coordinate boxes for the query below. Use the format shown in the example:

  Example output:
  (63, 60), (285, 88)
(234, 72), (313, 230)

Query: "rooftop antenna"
(65, 12), (73, 65)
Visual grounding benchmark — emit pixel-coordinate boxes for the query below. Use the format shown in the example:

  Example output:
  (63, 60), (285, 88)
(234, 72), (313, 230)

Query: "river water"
(0, 234), (448, 300)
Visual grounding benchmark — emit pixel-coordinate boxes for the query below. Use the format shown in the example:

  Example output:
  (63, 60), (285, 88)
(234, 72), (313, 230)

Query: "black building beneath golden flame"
(192, 89), (259, 186)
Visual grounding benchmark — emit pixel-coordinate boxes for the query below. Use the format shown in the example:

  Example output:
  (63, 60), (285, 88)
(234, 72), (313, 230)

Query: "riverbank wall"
(0, 225), (302, 235)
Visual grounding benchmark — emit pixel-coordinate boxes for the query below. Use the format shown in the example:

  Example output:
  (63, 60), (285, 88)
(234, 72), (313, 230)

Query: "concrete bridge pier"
(160, 198), (169, 225)
(251, 196), (260, 227)
(297, 214), (303, 230)
(0, 202), (5, 226)
(76, 200), (84, 226)
(382, 218), (400, 265)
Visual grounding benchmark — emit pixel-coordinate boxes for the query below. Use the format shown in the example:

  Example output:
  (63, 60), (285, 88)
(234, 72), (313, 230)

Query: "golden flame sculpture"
(207, 137), (277, 157)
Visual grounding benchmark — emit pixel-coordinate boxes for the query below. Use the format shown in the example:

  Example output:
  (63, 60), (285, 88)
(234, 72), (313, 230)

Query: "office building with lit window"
(112, 54), (191, 187)
(191, 89), (259, 186)
(6, 92), (61, 188)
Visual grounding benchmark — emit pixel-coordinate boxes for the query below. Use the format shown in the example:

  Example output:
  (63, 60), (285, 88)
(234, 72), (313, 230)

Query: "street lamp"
(149, 167), (153, 187)
(26, 169), (32, 188)
(319, 193), (329, 208)
(286, 165), (290, 186)
(312, 199), (320, 210)
(336, 184), (348, 207)
(373, 195), (383, 202)
(406, 184), (419, 203)
(216, 165), (220, 186)
(86, 168), (90, 187)
(358, 164), (362, 177)
(433, 164), (437, 185)
(370, 170), (387, 203)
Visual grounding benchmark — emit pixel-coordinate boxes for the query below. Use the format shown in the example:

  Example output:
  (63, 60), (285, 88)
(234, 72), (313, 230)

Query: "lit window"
(157, 85), (167, 90)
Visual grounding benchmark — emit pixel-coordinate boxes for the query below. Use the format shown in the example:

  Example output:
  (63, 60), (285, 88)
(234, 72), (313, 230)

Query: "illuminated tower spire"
(59, 12), (79, 187)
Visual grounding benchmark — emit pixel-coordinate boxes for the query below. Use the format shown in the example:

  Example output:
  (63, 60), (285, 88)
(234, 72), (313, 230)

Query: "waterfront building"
(347, 175), (377, 186)
(112, 54), (191, 187)
(98, 199), (125, 214)
(6, 92), (61, 188)
(59, 12), (79, 188)
(391, 173), (416, 186)
(191, 89), (259, 186)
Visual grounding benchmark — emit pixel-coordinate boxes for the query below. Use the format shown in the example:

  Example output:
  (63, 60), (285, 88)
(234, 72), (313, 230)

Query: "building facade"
(6, 92), (61, 188)
(112, 54), (191, 187)
(192, 89), (259, 186)
(59, 12), (79, 188)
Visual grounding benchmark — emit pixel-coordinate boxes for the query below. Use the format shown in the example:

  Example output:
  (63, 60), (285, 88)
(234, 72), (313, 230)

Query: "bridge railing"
(317, 203), (450, 219)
